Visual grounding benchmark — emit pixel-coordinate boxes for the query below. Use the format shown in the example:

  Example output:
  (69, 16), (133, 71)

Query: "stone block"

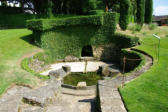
(77, 82), (87, 89)
(99, 65), (120, 77)
(22, 81), (61, 107)
(79, 57), (96, 61)
(65, 55), (79, 62)
(49, 68), (67, 80)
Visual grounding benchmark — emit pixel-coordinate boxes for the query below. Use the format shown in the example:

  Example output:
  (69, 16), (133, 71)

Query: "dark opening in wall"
(81, 45), (93, 57)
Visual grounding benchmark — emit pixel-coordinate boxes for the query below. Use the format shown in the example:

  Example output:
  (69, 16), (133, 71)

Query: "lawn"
(0, 29), (41, 96)
(119, 26), (168, 112)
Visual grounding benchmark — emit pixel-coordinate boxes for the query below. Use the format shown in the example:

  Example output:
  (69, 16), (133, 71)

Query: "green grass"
(64, 72), (103, 86)
(0, 29), (41, 96)
(21, 58), (49, 80)
(119, 27), (168, 112)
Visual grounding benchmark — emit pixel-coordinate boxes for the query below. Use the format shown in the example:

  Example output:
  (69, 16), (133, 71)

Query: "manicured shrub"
(119, 0), (131, 30)
(136, 0), (145, 25)
(27, 13), (117, 60)
(145, 0), (153, 24)
(28, 13), (139, 63)
(113, 33), (139, 48)
(121, 49), (144, 72)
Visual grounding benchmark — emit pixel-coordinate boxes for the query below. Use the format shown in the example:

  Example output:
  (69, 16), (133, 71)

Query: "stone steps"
(61, 87), (96, 96)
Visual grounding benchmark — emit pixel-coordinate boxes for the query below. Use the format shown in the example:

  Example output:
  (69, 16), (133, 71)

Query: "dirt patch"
(17, 49), (44, 66)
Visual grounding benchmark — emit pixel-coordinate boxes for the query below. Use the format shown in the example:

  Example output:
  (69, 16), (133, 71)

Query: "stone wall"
(92, 43), (120, 62)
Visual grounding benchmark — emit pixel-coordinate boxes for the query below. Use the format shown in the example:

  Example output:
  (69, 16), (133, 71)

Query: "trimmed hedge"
(27, 15), (104, 31)
(113, 33), (139, 48)
(121, 49), (145, 72)
(27, 13), (118, 60)
(27, 13), (139, 63)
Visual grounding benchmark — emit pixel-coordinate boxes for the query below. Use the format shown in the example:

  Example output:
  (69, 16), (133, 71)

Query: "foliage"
(64, 72), (103, 86)
(0, 13), (35, 28)
(102, 0), (120, 12)
(128, 23), (142, 32)
(148, 23), (157, 30)
(145, 0), (153, 24)
(27, 13), (118, 61)
(88, 10), (105, 15)
(136, 0), (145, 25)
(0, 6), (23, 14)
(130, 0), (137, 22)
(21, 58), (49, 80)
(27, 15), (104, 31)
(113, 33), (139, 48)
(121, 49), (144, 72)
(119, 0), (130, 30)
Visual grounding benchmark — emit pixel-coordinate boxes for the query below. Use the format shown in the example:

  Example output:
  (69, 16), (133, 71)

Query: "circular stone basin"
(63, 72), (103, 86)
(40, 61), (113, 76)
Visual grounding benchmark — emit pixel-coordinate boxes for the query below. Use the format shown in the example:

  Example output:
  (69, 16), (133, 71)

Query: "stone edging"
(98, 48), (153, 112)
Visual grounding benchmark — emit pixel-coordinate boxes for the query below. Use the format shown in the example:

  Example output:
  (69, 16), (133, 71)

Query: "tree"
(136, 0), (145, 25)
(119, 0), (130, 30)
(1, 0), (7, 6)
(145, 0), (153, 24)
(130, 0), (137, 22)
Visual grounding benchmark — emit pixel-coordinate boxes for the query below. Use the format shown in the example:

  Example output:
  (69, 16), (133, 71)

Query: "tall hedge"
(145, 0), (153, 24)
(119, 0), (130, 30)
(136, 0), (145, 25)
(27, 13), (117, 60)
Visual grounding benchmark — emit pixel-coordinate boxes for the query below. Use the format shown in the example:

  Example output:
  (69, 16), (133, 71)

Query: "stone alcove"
(81, 45), (93, 57)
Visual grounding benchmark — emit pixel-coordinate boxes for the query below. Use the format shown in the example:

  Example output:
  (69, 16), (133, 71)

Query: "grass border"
(21, 58), (49, 80)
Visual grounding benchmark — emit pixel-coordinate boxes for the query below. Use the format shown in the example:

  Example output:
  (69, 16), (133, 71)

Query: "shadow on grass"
(20, 34), (39, 47)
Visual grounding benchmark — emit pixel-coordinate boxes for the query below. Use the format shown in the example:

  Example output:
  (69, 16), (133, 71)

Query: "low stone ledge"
(79, 57), (96, 61)
(98, 65), (120, 77)
(61, 84), (96, 90)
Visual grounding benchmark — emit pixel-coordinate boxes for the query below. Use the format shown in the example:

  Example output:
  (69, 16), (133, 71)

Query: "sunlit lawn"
(119, 26), (168, 112)
(0, 29), (41, 96)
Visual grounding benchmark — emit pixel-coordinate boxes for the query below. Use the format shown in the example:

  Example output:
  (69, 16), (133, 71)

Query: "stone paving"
(0, 83), (97, 112)
(0, 50), (153, 112)
(98, 53), (153, 112)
